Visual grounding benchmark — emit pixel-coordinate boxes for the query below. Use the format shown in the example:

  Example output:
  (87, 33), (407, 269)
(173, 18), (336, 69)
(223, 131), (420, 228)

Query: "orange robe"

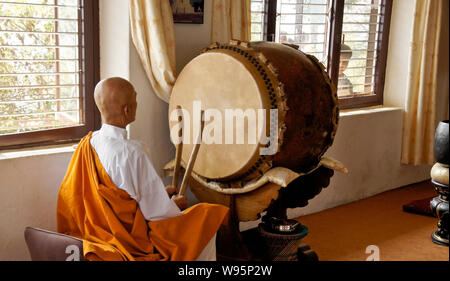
(57, 133), (229, 261)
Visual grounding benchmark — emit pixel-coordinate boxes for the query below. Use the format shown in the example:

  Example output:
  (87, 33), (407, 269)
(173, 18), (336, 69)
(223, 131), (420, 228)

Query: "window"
(250, 0), (268, 41)
(251, 0), (392, 109)
(0, 0), (100, 149)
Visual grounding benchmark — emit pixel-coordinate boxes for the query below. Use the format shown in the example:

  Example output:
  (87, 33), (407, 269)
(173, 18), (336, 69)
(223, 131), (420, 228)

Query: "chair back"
(24, 227), (86, 261)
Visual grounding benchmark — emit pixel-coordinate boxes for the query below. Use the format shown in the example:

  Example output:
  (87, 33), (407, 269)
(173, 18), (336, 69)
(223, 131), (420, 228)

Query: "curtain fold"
(129, 0), (176, 103)
(211, 0), (251, 43)
(401, 0), (447, 165)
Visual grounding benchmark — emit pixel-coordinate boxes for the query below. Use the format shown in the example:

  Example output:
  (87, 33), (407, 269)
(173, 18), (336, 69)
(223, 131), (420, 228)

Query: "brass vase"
(430, 120), (449, 246)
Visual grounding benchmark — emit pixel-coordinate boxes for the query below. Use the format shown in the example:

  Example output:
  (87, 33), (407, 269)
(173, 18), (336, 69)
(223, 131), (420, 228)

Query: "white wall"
(173, 0), (213, 74)
(99, 0), (130, 80)
(383, 0), (416, 108)
(436, 0), (449, 119)
(0, 0), (445, 260)
(0, 150), (73, 260)
(129, 44), (174, 181)
(384, 0), (449, 116)
(288, 108), (431, 219)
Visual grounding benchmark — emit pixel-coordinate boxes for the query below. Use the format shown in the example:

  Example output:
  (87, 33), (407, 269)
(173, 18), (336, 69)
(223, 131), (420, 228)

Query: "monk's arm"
(132, 153), (182, 221)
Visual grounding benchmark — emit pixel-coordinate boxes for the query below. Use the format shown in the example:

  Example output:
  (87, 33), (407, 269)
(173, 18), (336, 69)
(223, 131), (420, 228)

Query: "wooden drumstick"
(172, 105), (184, 188)
(178, 110), (205, 197)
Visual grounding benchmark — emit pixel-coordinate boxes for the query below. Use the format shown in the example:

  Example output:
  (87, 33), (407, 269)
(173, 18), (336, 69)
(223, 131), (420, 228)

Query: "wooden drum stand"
(175, 164), (336, 262)
(166, 110), (340, 261)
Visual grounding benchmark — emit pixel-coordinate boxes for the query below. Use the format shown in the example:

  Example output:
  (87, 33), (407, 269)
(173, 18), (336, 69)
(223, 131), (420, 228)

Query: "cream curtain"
(211, 0), (251, 43)
(129, 0), (176, 103)
(401, 0), (448, 165)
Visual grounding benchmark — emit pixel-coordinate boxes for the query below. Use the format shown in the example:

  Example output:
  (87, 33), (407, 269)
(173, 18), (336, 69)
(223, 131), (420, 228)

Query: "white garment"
(90, 124), (182, 221)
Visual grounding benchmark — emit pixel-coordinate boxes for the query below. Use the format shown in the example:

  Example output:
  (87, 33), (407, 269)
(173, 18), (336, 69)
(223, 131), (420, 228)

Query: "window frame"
(261, 0), (393, 110)
(0, 0), (101, 150)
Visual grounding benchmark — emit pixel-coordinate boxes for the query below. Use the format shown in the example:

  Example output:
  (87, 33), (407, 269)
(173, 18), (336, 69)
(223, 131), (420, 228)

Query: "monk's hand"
(171, 194), (188, 211)
(165, 185), (178, 197)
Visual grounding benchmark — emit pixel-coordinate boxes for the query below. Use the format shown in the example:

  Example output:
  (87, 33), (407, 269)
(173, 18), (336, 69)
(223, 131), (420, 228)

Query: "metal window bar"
(280, 3), (328, 7)
(338, 80), (376, 87)
(0, 72), (80, 76)
(1, 124), (78, 132)
(0, 16), (79, 21)
(0, 1), (78, 8)
(339, 57), (378, 62)
(55, 0), (61, 113)
(346, 65), (375, 70)
(251, 0), (268, 41)
(0, 30), (79, 35)
(1, 110), (79, 118)
(280, 32), (327, 35)
(0, 84), (80, 89)
(339, 74), (376, 79)
(339, 0), (382, 97)
(0, 97), (79, 103)
(77, 0), (84, 124)
(276, 23), (326, 25)
(0, 59), (80, 62)
(0, 45), (79, 48)
(280, 12), (329, 15)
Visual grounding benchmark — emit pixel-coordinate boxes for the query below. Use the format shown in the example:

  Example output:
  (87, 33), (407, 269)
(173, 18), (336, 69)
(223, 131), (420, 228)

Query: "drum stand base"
(213, 167), (335, 261)
(216, 198), (318, 262)
(217, 227), (318, 262)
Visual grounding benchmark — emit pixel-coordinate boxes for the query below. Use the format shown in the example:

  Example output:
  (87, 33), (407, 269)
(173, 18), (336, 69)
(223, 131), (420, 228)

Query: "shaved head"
(94, 77), (137, 128)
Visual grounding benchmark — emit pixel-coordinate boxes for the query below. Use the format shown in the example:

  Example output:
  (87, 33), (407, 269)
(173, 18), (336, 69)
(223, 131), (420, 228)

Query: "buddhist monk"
(57, 77), (229, 261)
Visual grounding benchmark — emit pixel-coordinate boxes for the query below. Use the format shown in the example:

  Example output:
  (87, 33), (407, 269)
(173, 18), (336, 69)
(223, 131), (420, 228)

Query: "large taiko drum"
(169, 40), (339, 183)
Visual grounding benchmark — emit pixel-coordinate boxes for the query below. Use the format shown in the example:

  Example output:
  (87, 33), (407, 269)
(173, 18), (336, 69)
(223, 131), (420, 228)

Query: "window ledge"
(0, 143), (77, 161)
(340, 106), (402, 117)
(0, 107), (402, 161)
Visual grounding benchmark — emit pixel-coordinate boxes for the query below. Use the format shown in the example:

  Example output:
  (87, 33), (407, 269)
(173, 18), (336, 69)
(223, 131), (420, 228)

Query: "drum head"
(169, 52), (266, 181)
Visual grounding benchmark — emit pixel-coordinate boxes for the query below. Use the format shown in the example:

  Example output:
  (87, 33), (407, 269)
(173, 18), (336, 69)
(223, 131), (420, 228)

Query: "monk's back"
(90, 123), (182, 221)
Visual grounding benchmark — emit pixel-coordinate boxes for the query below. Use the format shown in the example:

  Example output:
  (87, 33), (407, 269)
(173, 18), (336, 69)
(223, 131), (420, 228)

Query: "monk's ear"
(123, 104), (130, 118)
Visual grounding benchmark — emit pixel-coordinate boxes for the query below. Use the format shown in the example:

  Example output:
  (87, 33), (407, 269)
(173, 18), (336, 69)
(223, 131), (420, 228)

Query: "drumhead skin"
(169, 52), (268, 180)
(169, 40), (338, 182)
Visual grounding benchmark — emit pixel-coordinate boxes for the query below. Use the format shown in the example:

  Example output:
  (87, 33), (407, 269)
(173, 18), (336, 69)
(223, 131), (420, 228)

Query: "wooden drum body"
(169, 40), (338, 187)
